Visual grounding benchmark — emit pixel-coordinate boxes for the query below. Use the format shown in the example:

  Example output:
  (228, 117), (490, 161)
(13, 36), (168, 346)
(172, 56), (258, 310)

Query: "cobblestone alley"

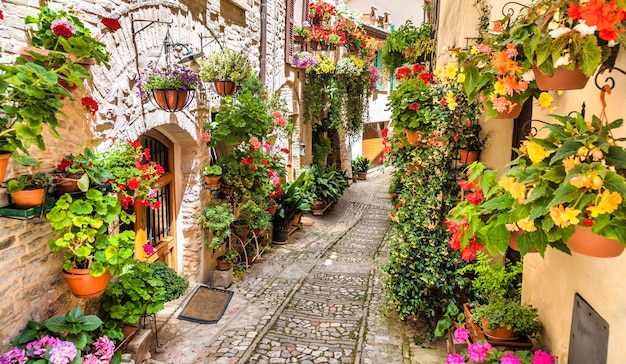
(149, 169), (448, 364)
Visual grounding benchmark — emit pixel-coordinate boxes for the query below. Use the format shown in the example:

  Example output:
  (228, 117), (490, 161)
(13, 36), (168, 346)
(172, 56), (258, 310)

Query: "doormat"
(177, 285), (234, 324)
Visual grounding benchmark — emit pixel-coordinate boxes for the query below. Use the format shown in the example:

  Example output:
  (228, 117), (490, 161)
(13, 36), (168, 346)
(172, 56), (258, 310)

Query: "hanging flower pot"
(62, 268), (111, 299)
(405, 129), (422, 146)
(491, 102), (522, 120)
(566, 226), (625, 258)
(532, 65), (590, 91)
(204, 175), (221, 189)
(458, 150), (480, 164)
(151, 89), (194, 112)
(212, 80), (238, 97)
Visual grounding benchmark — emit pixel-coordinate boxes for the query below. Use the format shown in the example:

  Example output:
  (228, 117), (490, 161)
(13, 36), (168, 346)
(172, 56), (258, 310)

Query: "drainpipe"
(259, 0), (267, 84)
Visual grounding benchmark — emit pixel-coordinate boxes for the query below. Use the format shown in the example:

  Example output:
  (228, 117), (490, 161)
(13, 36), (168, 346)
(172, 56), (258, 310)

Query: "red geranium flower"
(101, 17), (122, 32)
(128, 177), (141, 190)
(81, 97), (99, 115)
(152, 201), (162, 210)
(51, 19), (75, 38)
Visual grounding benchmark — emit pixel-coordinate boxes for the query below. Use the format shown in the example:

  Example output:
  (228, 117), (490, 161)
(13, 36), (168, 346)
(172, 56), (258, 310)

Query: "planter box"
(463, 304), (533, 350)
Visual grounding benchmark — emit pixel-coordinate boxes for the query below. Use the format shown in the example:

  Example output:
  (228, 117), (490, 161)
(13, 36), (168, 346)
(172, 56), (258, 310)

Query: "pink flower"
(532, 350), (555, 364)
(446, 354), (466, 364)
(277, 117), (287, 127)
(249, 136), (262, 149)
(453, 327), (470, 344)
(272, 111), (282, 118)
(143, 243), (155, 256)
(263, 142), (271, 151)
(501, 352), (522, 364)
(467, 342), (492, 362)
(201, 131), (211, 143)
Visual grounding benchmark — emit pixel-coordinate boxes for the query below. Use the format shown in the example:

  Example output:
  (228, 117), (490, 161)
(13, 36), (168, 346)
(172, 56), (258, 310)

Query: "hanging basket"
(567, 226), (625, 258)
(151, 89), (195, 112)
(458, 150), (480, 164)
(211, 80), (238, 97)
(491, 102), (523, 120)
(532, 65), (590, 91)
(405, 129), (422, 146)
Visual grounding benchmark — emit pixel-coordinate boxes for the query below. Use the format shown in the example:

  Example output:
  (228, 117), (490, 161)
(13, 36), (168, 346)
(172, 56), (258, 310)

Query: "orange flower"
(491, 50), (522, 76)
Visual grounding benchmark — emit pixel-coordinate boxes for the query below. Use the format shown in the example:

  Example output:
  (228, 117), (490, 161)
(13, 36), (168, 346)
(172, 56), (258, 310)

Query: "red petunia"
(461, 247), (476, 261)
(413, 64), (425, 73)
(583, 218), (594, 226)
(101, 17), (122, 32)
(395, 67), (412, 80)
(419, 72), (434, 84)
(81, 97), (99, 115)
(261, 159), (268, 166)
(127, 177), (141, 190)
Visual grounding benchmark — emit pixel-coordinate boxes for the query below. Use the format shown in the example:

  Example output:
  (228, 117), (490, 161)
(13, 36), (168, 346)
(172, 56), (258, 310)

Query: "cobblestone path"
(150, 169), (447, 364)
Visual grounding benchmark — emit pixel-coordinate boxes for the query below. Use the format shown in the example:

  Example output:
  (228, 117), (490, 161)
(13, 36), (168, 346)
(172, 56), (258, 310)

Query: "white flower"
(608, 40), (617, 47)
(554, 54), (571, 68)
(573, 22), (597, 36)
(522, 70), (535, 82)
(549, 27), (571, 38)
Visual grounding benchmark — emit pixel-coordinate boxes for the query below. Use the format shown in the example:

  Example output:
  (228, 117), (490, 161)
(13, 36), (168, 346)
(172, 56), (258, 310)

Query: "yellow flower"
(434, 66), (444, 78)
(562, 156), (580, 173)
(517, 217), (537, 232)
(494, 81), (506, 96)
(588, 190), (623, 217)
(349, 56), (364, 69)
(524, 140), (551, 164)
(446, 90), (458, 110)
(457, 73), (466, 83)
(499, 176), (527, 201)
(445, 63), (458, 80)
(470, 45), (480, 55)
(549, 205), (581, 228)
(537, 92), (553, 108)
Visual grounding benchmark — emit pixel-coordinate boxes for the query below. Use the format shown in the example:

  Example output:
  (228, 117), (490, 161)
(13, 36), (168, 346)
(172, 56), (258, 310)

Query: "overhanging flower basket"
(150, 88), (195, 112)
(532, 65), (590, 91)
(211, 80), (238, 97)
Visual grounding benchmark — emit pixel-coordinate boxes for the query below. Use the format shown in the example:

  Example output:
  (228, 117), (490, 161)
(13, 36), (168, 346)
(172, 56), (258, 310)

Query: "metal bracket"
(594, 66), (626, 91)
(501, 1), (529, 18)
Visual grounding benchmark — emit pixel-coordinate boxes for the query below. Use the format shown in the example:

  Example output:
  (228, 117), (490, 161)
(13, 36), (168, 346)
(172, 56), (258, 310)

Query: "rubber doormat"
(178, 285), (234, 324)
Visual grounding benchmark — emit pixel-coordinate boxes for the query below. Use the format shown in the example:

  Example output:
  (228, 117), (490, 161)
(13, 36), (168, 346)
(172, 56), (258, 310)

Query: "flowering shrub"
(335, 56), (364, 78)
(293, 52), (318, 69)
(309, 0), (336, 22)
(94, 139), (164, 210)
(137, 65), (202, 97)
(24, 6), (110, 65)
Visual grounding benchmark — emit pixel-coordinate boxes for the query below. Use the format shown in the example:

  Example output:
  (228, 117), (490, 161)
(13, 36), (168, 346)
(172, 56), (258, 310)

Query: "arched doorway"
(133, 129), (178, 269)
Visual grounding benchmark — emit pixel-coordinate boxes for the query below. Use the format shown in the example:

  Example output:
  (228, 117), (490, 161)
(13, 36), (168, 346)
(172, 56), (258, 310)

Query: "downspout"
(260, 0), (268, 84)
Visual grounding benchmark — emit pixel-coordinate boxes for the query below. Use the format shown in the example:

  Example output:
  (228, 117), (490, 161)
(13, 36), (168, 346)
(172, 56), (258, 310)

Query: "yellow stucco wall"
(436, 1), (626, 362)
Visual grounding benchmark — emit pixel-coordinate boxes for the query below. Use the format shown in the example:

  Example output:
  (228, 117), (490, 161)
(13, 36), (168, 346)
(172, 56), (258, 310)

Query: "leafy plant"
(102, 261), (166, 326)
(6, 172), (52, 193)
(273, 171), (314, 230)
(199, 203), (235, 251)
(46, 189), (135, 277)
(198, 48), (254, 84)
(458, 251), (523, 303)
(150, 261), (189, 302)
(353, 156), (370, 173)
(472, 297), (543, 338)
(308, 164), (349, 203)
(136, 65), (201, 97)
(203, 165), (222, 176)
(53, 147), (114, 191)
(381, 20), (424, 74)
(6, 306), (120, 364)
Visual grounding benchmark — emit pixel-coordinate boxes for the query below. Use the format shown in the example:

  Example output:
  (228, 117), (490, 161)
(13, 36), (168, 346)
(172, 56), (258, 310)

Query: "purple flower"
(501, 352), (522, 364)
(453, 327), (470, 343)
(467, 342), (492, 362)
(143, 243), (155, 256)
(293, 52), (318, 69)
(48, 341), (77, 364)
(92, 336), (115, 361)
(532, 350), (556, 364)
(0, 347), (27, 364)
(26, 336), (61, 357)
(446, 353), (466, 364)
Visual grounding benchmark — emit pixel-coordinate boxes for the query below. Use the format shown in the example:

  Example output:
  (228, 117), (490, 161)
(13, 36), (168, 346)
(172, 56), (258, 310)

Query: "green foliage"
(308, 164), (349, 203)
(203, 165), (222, 176)
(381, 21), (433, 74)
(472, 297), (543, 338)
(102, 261), (166, 326)
(54, 147), (114, 191)
(458, 251), (523, 303)
(312, 131), (332, 167)
(199, 203), (235, 251)
(434, 301), (465, 338)
(46, 189), (135, 276)
(274, 171), (314, 229)
(147, 261), (189, 303)
(353, 156), (370, 173)
(5, 171), (52, 193)
(198, 48), (254, 84)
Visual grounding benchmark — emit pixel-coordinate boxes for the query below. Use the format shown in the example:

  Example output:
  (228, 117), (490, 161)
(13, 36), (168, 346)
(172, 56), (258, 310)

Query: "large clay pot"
(567, 226), (625, 258)
(405, 129), (422, 147)
(532, 65), (589, 91)
(0, 152), (10, 184)
(62, 268), (111, 299)
(53, 177), (81, 194)
(357, 172), (367, 180)
(459, 150), (480, 164)
(152, 89), (190, 112)
(10, 188), (46, 209)
(212, 80), (238, 97)
(481, 318), (517, 340)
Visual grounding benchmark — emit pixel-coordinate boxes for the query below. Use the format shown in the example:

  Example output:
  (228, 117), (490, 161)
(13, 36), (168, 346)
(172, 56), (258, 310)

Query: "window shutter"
(285, 0), (295, 63)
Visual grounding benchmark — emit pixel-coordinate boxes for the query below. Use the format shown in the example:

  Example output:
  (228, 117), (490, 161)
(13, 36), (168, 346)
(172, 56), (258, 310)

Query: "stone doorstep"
(126, 329), (153, 364)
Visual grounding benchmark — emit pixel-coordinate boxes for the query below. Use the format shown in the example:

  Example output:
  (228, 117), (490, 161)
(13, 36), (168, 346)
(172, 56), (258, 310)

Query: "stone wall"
(0, 0), (294, 351)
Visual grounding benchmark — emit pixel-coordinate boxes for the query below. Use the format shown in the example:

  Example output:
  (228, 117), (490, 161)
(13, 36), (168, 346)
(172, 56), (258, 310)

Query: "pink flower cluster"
(272, 111), (287, 127)
(0, 335), (115, 364)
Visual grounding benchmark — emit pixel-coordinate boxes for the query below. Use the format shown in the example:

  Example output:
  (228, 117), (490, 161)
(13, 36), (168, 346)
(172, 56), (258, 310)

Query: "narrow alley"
(150, 169), (448, 364)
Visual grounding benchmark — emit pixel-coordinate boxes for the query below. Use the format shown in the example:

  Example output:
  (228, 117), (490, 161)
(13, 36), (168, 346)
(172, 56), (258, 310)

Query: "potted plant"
(136, 65), (202, 112)
(198, 48), (254, 96)
(272, 172), (314, 244)
(203, 164), (222, 189)
(46, 189), (136, 298)
(454, 121), (486, 164)
(3, 306), (121, 363)
(380, 21), (423, 74)
(5, 172), (53, 209)
(508, 0), (626, 90)
(471, 297), (543, 340)
(447, 332), (555, 364)
(353, 156), (370, 180)
(216, 248), (238, 271)
(199, 203), (235, 251)
(52, 147), (113, 194)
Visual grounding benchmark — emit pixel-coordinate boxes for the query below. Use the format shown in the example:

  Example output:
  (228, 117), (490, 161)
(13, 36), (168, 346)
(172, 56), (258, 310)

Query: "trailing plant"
(198, 48), (254, 84)
(199, 203), (235, 251)
(381, 20), (424, 74)
(136, 65), (201, 98)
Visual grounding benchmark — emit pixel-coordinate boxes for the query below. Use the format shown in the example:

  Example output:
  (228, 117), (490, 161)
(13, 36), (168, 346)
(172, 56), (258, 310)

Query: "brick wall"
(0, 0), (295, 350)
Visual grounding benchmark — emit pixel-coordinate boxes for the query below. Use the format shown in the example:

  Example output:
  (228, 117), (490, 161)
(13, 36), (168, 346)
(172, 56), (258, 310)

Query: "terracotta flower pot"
(267, 204), (278, 216)
(458, 150), (480, 164)
(62, 268), (111, 299)
(152, 89), (190, 112)
(567, 226), (625, 258)
(405, 129), (422, 146)
(508, 230), (538, 253)
(532, 65), (590, 91)
(53, 177), (81, 194)
(216, 256), (231, 271)
(481, 318), (517, 340)
(492, 102), (522, 120)
(232, 223), (249, 242)
(357, 172), (367, 180)
(212, 80), (238, 97)
(204, 175), (221, 189)
(10, 188), (46, 209)
(0, 153), (10, 184)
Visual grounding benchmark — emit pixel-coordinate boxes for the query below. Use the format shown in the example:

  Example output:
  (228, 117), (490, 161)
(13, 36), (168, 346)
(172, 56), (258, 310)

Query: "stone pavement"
(148, 168), (448, 364)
